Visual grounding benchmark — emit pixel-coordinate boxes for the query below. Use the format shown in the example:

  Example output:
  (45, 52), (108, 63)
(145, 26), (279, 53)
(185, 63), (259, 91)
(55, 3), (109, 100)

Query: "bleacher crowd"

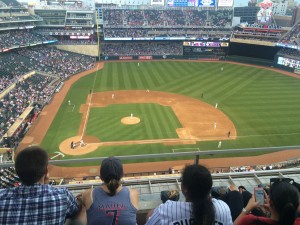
(0, 45), (95, 140)
(102, 8), (233, 40)
(0, 30), (57, 51)
(278, 20), (300, 47)
(0, 75), (55, 138)
(102, 42), (183, 56)
(0, 0), (21, 7)
(277, 48), (300, 61)
(103, 9), (233, 28)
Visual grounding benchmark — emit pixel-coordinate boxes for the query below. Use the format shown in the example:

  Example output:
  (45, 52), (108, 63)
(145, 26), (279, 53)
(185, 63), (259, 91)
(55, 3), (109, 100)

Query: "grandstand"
(0, 1), (300, 224)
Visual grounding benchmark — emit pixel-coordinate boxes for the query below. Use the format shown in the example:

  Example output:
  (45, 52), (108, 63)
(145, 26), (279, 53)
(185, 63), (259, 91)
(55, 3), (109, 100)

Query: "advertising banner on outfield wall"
(119, 56), (133, 60)
(151, 0), (164, 5)
(139, 56), (153, 60)
(218, 0), (233, 6)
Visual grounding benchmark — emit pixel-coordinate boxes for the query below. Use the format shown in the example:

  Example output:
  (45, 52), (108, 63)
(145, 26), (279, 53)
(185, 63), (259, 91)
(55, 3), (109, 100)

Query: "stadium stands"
(102, 8), (233, 40)
(0, 167), (20, 189)
(277, 48), (300, 61)
(0, 74), (56, 137)
(0, 46), (95, 141)
(0, 30), (57, 51)
(103, 8), (233, 28)
(0, 0), (22, 7)
(102, 42), (183, 56)
(278, 20), (300, 47)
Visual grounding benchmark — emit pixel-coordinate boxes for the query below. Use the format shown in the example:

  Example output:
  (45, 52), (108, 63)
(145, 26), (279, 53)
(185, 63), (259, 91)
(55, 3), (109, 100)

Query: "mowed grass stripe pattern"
(86, 104), (181, 141)
(42, 61), (300, 159)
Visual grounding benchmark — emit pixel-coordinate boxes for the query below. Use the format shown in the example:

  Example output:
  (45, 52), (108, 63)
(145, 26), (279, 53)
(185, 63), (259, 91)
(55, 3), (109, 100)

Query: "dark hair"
(181, 164), (215, 225)
(100, 157), (123, 196)
(269, 182), (299, 225)
(15, 146), (48, 185)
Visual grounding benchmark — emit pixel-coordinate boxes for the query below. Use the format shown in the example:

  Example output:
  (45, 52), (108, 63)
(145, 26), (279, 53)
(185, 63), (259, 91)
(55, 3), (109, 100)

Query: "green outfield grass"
(86, 103), (181, 141)
(41, 61), (300, 161)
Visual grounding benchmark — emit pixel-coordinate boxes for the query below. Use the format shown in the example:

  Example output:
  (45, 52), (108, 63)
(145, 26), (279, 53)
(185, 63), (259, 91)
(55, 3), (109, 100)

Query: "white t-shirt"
(146, 198), (233, 225)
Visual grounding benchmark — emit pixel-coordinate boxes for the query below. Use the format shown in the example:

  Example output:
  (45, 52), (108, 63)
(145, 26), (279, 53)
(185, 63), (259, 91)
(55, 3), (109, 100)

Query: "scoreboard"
(167, 0), (215, 7)
(183, 41), (229, 47)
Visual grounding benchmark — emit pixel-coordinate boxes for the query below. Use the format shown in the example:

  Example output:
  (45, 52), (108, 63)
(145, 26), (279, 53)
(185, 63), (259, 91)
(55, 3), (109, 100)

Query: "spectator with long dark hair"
(234, 181), (300, 225)
(145, 164), (233, 225)
(80, 157), (139, 225)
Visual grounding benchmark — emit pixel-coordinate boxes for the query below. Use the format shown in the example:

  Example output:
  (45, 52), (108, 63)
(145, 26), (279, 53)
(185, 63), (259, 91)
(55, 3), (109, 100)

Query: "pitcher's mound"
(121, 117), (140, 125)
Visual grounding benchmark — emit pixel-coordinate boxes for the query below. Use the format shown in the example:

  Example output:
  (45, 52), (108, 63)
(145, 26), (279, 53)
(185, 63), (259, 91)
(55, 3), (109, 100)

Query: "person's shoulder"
(212, 198), (232, 218)
(236, 214), (258, 225)
(237, 215), (276, 225)
(212, 197), (230, 208)
(45, 185), (72, 195)
(162, 200), (190, 209)
(294, 218), (300, 225)
(0, 187), (14, 198)
(128, 187), (139, 196)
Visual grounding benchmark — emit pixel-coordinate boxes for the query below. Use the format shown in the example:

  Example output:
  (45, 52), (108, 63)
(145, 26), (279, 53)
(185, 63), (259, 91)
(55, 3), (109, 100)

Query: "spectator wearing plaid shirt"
(0, 146), (81, 225)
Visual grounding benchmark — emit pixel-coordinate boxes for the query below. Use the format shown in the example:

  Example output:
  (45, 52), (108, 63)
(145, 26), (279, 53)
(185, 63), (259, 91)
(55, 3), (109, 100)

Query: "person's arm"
(234, 195), (260, 225)
(65, 189), (82, 219)
(129, 188), (139, 210)
(145, 207), (161, 225)
(81, 188), (93, 210)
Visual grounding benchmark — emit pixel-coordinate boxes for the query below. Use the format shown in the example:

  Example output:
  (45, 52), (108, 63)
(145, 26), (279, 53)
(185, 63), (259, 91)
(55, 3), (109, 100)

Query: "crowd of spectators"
(101, 42), (182, 56)
(0, 167), (20, 189)
(104, 27), (231, 39)
(0, 152), (298, 225)
(103, 8), (233, 28)
(16, 46), (95, 78)
(0, 30), (57, 51)
(278, 21), (300, 46)
(232, 30), (283, 42)
(0, 74), (56, 138)
(277, 48), (300, 61)
(0, 16), (33, 22)
(0, 45), (95, 139)
(0, 0), (21, 7)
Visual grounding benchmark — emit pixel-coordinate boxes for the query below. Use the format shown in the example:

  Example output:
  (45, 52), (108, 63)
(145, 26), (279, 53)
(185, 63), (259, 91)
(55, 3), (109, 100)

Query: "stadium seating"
(0, 46), (95, 140)
(0, 167), (20, 189)
(0, 74), (56, 137)
(277, 48), (300, 61)
(101, 42), (183, 56)
(103, 8), (233, 28)
(278, 20), (300, 46)
(0, 0), (21, 7)
(0, 30), (57, 51)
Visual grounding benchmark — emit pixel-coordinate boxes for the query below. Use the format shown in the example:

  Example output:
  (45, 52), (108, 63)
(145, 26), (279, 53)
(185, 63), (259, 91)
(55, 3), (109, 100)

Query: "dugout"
(2, 107), (35, 148)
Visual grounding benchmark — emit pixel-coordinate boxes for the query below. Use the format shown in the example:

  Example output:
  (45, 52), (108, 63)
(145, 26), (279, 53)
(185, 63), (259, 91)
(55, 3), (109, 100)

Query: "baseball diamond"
(18, 60), (300, 177)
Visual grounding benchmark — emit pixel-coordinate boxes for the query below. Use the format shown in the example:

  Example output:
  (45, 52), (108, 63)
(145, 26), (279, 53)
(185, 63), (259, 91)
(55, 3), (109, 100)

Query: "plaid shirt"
(0, 183), (80, 225)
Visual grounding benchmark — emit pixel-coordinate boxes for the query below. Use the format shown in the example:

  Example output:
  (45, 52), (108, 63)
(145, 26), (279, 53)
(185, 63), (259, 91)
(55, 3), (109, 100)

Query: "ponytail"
(278, 203), (297, 225)
(106, 179), (120, 196)
(181, 165), (215, 225)
(192, 196), (215, 225)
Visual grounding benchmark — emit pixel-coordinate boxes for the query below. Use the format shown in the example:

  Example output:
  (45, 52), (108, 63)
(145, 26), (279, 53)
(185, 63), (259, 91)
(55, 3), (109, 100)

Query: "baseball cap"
(100, 157), (124, 182)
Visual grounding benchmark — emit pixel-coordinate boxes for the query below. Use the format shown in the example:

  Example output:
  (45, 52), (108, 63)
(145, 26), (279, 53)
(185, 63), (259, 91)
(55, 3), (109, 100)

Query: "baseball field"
(28, 60), (300, 165)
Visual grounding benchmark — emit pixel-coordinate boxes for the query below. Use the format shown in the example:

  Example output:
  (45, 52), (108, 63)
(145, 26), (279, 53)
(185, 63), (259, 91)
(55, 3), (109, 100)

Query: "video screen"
(277, 57), (300, 69)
